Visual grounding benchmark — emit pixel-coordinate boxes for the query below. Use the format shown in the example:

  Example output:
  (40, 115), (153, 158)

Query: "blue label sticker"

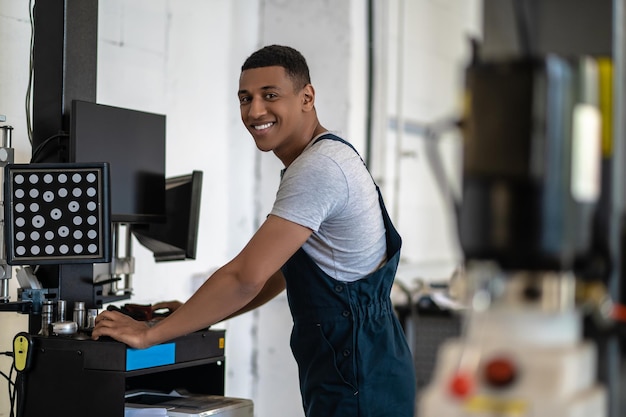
(126, 342), (175, 371)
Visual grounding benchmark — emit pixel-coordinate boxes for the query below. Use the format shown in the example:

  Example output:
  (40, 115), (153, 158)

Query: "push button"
(448, 370), (474, 398)
(342, 310), (350, 317)
(484, 357), (517, 388)
(334, 285), (343, 293)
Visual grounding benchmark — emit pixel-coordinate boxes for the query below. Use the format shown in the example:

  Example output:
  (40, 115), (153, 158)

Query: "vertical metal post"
(33, 0), (98, 153)
(32, 0), (99, 312)
(111, 222), (120, 295)
(391, 0), (405, 225)
(611, 0), (625, 306)
(123, 224), (134, 295)
(109, 223), (134, 296)
(0, 124), (15, 303)
(607, 2), (626, 416)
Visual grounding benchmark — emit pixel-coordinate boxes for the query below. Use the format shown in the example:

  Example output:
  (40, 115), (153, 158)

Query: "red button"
(448, 370), (474, 398)
(484, 357), (517, 388)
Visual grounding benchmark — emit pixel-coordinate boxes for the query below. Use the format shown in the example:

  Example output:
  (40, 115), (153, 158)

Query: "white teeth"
(254, 122), (273, 130)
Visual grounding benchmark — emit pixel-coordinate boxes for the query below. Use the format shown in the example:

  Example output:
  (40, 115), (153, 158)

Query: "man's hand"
(91, 310), (152, 349)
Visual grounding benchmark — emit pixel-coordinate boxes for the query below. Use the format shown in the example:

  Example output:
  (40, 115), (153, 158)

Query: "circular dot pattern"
(8, 167), (105, 262)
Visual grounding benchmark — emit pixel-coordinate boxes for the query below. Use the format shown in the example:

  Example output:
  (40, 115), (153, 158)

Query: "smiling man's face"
(238, 66), (314, 163)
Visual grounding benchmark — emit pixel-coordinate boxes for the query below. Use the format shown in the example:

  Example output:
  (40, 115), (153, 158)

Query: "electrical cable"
(30, 132), (69, 163)
(1, 351), (16, 417)
(1, 370), (15, 396)
(8, 365), (15, 417)
(0, 371), (14, 384)
(26, 0), (35, 145)
(15, 372), (25, 417)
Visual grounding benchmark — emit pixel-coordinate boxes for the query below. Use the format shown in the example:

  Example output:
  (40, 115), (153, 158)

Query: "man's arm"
(223, 269), (286, 320)
(151, 271), (286, 321)
(92, 215), (310, 348)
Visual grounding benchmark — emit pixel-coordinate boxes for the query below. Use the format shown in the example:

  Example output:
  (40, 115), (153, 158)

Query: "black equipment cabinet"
(20, 329), (226, 417)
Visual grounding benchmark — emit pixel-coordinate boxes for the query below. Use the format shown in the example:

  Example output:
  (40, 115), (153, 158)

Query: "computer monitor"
(70, 100), (166, 224)
(131, 171), (203, 262)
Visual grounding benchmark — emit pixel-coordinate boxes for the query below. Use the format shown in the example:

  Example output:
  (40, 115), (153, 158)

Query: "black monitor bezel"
(131, 170), (203, 262)
(70, 100), (166, 224)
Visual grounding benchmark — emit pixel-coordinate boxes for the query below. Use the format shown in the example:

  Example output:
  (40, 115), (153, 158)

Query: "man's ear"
(302, 84), (315, 110)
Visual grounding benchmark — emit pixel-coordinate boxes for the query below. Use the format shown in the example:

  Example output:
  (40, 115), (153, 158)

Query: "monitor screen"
(70, 100), (166, 224)
(131, 171), (203, 261)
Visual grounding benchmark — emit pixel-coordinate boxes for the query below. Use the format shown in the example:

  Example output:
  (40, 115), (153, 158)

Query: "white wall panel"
(373, 0), (482, 288)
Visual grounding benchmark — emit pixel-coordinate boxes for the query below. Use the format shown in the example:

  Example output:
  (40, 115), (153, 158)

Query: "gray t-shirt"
(270, 134), (387, 282)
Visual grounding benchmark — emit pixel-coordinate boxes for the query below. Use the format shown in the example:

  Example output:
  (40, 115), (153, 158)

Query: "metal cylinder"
(87, 308), (98, 329)
(0, 278), (8, 303)
(73, 301), (86, 330)
(40, 300), (54, 337)
(52, 321), (78, 335)
(0, 125), (12, 148)
(57, 299), (67, 322)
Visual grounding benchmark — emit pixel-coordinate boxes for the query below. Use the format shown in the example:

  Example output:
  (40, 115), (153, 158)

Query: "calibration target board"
(4, 163), (111, 265)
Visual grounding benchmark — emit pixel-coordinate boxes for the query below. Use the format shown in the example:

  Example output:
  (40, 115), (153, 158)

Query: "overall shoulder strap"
(313, 133), (362, 158)
(313, 133), (377, 184)
(313, 134), (402, 258)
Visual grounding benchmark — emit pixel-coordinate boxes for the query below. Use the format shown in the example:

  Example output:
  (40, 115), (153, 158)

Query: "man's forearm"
(223, 270), (286, 321)
(145, 265), (265, 346)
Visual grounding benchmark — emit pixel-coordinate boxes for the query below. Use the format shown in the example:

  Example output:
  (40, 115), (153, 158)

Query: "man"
(93, 45), (416, 417)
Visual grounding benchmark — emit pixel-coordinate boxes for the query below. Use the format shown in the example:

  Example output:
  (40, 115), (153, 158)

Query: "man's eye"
(239, 96), (250, 104)
(265, 93), (277, 100)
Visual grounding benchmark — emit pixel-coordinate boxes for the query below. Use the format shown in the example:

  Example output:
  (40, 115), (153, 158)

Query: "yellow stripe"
(597, 57), (613, 157)
(464, 395), (528, 415)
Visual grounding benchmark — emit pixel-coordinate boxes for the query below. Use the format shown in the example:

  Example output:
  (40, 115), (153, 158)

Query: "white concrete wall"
(372, 0), (483, 286)
(0, 1), (481, 416)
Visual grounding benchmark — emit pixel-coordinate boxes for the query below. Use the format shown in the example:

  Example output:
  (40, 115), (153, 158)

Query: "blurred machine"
(416, 1), (626, 415)
(418, 47), (611, 417)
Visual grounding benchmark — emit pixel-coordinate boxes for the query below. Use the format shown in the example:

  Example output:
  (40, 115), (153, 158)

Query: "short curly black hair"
(241, 45), (311, 91)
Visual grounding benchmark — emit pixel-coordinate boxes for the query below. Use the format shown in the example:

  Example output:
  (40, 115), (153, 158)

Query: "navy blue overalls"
(281, 134), (416, 417)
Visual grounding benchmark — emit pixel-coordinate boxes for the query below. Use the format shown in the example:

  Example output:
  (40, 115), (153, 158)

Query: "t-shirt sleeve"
(270, 152), (349, 232)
